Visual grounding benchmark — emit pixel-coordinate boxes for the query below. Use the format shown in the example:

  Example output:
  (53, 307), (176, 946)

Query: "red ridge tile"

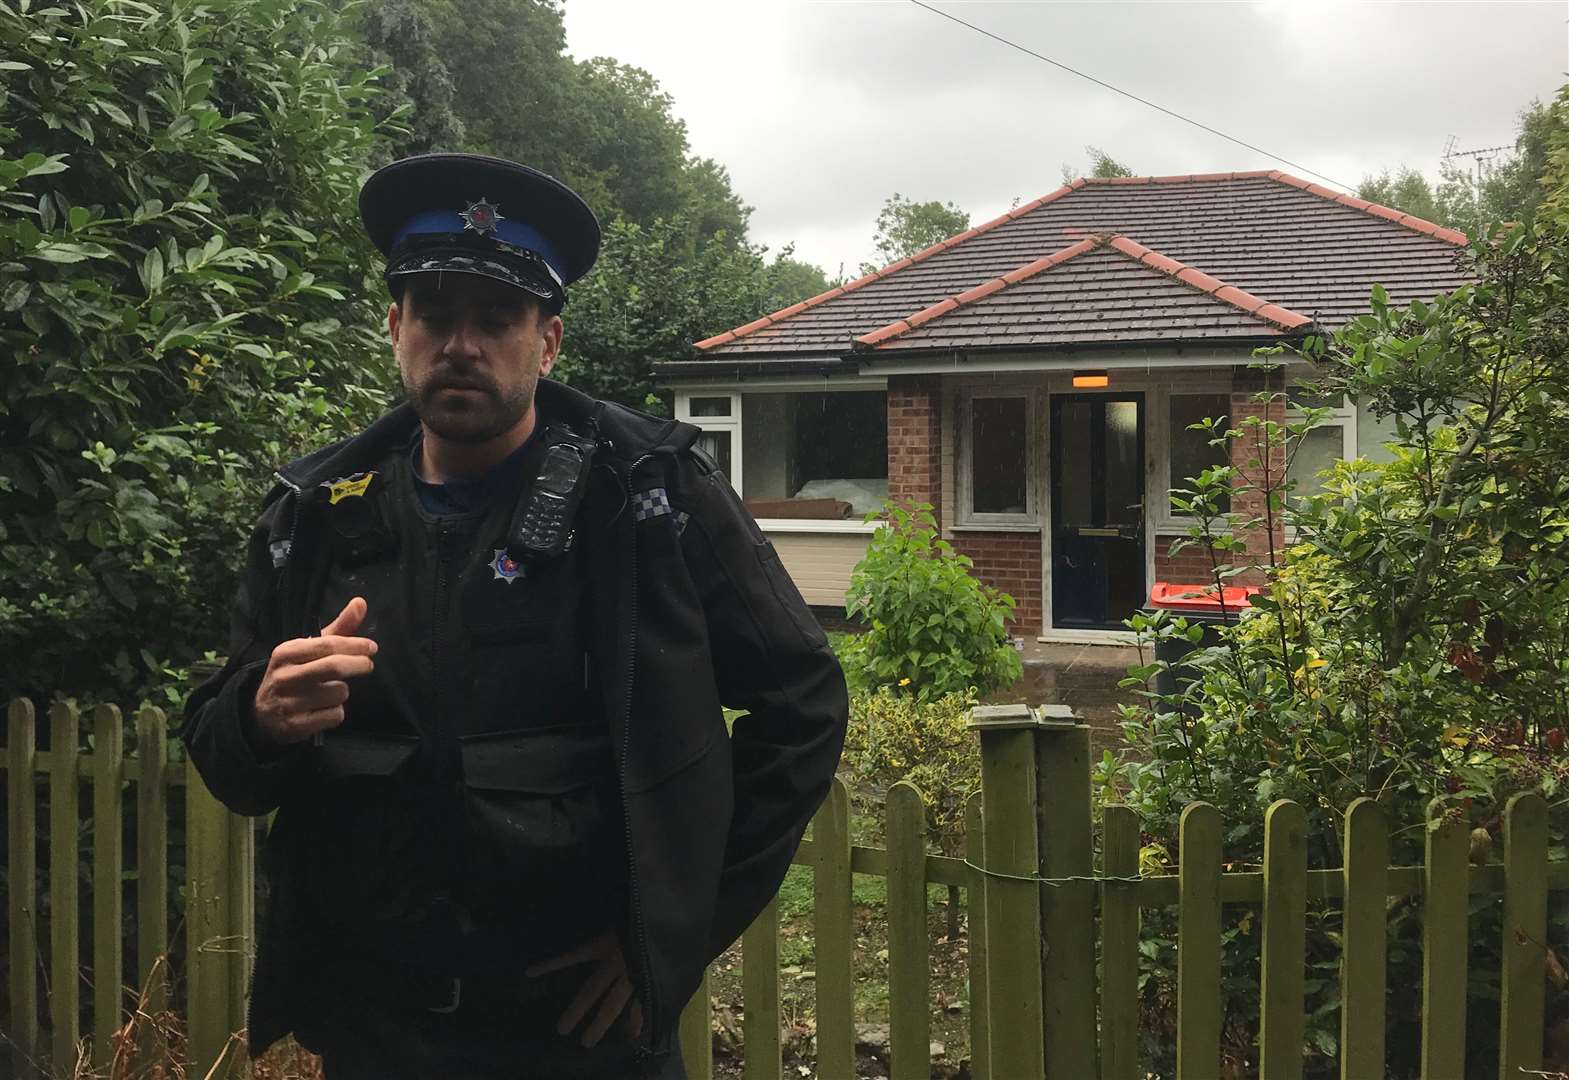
(956, 278), (1008, 304)
(1364, 203), (1405, 222)
(733, 315), (774, 337)
(1254, 304), (1312, 329)
(1108, 236), (1150, 259)
(1140, 250), (1183, 275)
(1213, 285), (1266, 313)
(856, 321), (912, 347)
(1103, 235), (1311, 330)
(1176, 266), (1225, 294)
(1333, 194), (1373, 211)
(906, 298), (960, 328)
(693, 330), (737, 350)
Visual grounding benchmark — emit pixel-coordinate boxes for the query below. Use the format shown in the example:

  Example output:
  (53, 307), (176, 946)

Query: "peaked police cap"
(359, 153), (601, 308)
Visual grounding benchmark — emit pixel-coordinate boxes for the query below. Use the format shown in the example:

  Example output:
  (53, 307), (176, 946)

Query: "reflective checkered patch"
(632, 487), (673, 522)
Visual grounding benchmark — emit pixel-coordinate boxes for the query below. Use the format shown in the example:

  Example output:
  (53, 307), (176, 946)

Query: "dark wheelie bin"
(1145, 581), (1259, 701)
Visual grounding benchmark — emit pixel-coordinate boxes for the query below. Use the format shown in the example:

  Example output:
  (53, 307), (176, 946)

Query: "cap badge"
(491, 548), (524, 584)
(460, 198), (505, 237)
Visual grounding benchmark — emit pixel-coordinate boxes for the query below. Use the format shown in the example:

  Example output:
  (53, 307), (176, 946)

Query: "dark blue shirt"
(409, 423), (544, 516)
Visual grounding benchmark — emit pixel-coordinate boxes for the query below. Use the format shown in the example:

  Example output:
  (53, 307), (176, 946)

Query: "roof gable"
(854, 235), (1311, 352)
(689, 172), (1471, 360)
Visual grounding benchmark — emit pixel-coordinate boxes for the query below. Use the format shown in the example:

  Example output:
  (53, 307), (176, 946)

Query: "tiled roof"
(854, 235), (1311, 352)
(687, 171), (1471, 361)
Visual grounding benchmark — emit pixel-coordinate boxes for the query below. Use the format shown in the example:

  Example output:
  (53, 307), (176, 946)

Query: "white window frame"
(1155, 383), (1235, 533)
(1285, 392), (1357, 494)
(670, 380), (890, 534)
(957, 388), (1038, 526)
(674, 391), (741, 486)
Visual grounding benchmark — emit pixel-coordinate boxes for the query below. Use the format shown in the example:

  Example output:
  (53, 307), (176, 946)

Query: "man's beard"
(404, 369), (534, 445)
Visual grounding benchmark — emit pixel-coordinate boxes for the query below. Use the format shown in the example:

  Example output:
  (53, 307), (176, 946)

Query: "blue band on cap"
(391, 209), (565, 283)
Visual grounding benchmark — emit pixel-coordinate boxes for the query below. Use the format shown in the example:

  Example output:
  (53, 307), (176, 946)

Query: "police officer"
(182, 153), (849, 1079)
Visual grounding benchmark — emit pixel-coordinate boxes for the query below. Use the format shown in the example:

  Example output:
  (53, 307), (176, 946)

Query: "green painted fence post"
(8, 699), (41, 1079)
(680, 968), (713, 1080)
(964, 791), (990, 1080)
(50, 700), (82, 1071)
(1177, 801), (1222, 1080)
(1420, 799), (1468, 1080)
(741, 896), (781, 1080)
(92, 703), (125, 1068)
(1339, 798), (1387, 1080)
(136, 706), (169, 1016)
(1259, 799), (1307, 1080)
(968, 704), (1045, 1080)
(1100, 804), (1141, 1080)
(1499, 791), (1548, 1078)
(185, 755), (237, 1078)
(1036, 708), (1096, 1080)
(812, 778), (855, 1080)
(888, 781), (930, 1080)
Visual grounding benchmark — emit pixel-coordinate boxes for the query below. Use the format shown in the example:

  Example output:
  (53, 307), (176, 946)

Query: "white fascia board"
(664, 372), (887, 393)
(861, 347), (1300, 376)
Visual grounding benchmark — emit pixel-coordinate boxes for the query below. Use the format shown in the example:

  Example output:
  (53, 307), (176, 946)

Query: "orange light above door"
(1072, 370), (1110, 388)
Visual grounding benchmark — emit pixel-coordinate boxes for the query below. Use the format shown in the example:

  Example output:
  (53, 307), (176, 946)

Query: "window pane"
(1169, 393), (1231, 515)
(689, 396), (732, 417)
(971, 398), (1028, 514)
(1286, 424), (1344, 499)
(696, 429), (731, 477)
(1056, 400), (1093, 524)
(1106, 400), (1141, 526)
(741, 391), (888, 518)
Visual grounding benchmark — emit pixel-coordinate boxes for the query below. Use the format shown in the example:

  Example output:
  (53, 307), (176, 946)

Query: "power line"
(908, 0), (1358, 192)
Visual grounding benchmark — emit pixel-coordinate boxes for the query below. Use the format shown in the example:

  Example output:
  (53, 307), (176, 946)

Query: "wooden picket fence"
(3, 698), (255, 1079)
(4, 695), (1567, 1080)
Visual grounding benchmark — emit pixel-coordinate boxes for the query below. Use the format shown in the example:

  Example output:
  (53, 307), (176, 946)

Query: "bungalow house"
(654, 172), (1470, 642)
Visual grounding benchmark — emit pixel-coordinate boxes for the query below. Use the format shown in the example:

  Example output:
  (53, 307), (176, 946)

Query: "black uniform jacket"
(181, 379), (850, 1061)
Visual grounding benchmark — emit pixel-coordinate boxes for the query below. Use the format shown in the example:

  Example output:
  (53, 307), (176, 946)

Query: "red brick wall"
(1154, 533), (1223, 586)
(949, 531), (1043, 634)
(1227, 369), (1288, 585)
(887, 376), (942, 520)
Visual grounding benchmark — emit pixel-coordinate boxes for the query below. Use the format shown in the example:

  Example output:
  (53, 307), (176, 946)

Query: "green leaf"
(97, 100), (133, 128)
(30, 241), (111, 263)
(1, 280), (30, 312)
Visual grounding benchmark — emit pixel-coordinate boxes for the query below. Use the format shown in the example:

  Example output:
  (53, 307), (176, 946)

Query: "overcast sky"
(561, 1), (1567, 277)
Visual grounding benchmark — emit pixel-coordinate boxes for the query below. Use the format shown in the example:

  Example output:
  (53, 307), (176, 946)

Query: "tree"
(356, 0), (467, 155)
(763, 248), (832, 311)
(1060, 144), (1135, 184)
(553, 218), (827, 409)
(1357, 92), (1569, 234)
(859, 193), (970, 276)
(0, 0), (397, 705)
(1115, 207), (1569, 1076)
(1356, 166), (1442, 224)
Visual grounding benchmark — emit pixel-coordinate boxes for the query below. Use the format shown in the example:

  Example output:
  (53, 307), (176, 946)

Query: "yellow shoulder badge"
(328, 471), (376, 505)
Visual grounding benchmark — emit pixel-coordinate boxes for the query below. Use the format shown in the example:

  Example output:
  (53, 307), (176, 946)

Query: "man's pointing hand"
(252, 597), (377, 746)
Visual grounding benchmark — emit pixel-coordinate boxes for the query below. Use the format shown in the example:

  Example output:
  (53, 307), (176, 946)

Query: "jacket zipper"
(621, 453), (658, 1058)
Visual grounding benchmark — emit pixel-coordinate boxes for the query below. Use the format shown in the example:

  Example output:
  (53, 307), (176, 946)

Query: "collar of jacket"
(272, 379), (702, 491)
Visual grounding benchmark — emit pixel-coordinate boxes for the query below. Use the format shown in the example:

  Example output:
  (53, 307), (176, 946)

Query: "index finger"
(273, 634), (378, 665)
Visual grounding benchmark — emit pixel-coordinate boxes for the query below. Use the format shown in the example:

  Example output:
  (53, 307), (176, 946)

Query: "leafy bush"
(840, 502), (1021, 701)
(0, 0), (399, 705)
(1108, 213), (1569, 1077)
(840, 687), (979, 847)
(840, 686), (978, 937)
